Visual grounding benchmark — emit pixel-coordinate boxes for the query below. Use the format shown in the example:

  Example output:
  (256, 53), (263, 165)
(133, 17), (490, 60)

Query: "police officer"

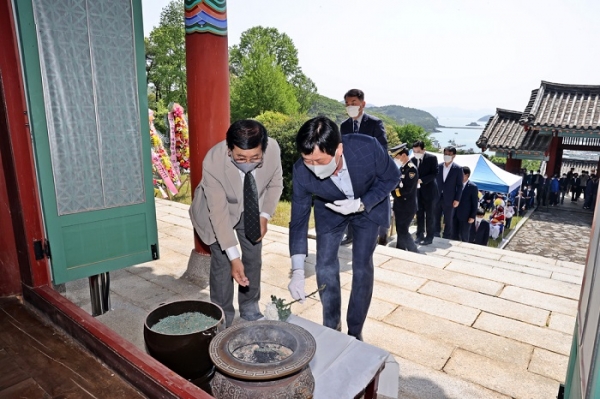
(390, 144), (421, 253)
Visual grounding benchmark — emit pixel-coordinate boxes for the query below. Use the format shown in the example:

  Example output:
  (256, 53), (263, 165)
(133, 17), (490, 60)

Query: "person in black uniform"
(390, 144), (421, 253)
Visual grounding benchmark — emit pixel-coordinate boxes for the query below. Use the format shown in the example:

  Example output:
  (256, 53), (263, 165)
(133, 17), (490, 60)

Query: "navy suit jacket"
(340, 113), (387, 148)
(410, 152), (439, 200)
(289, 134), (400, 256)
(470, 219), (490, 246)
(455, 180), (479, 221)
(436, 162), (464, 206)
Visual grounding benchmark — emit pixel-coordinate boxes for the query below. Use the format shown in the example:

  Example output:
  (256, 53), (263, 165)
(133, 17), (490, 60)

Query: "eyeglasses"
(232, 155), (263, 163)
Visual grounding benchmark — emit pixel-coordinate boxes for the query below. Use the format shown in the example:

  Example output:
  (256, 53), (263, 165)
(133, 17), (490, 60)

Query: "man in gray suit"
(190, 120), (283, 327)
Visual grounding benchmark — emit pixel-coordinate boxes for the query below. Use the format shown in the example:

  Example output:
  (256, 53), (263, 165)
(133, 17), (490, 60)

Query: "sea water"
(429, 116), (487, 153)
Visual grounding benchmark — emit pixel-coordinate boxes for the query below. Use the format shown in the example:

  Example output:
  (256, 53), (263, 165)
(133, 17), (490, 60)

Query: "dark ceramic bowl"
(144, 300), (225, 380)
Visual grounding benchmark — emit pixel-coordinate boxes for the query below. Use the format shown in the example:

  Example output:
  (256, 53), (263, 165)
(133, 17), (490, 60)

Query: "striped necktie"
(353, 119), (359, 133)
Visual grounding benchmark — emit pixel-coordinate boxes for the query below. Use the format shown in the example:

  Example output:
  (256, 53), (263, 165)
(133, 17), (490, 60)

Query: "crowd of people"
(514, 168), (599, 211)
(186, 87), (595, 341)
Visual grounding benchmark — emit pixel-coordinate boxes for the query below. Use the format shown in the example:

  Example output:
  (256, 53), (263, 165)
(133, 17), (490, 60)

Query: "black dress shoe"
(349, 332), (363, 341)
(340, 236), (352, 245)
(377, 234), (388, 245)
(414, 237), (424, 244)
(420, 239), (433, 245)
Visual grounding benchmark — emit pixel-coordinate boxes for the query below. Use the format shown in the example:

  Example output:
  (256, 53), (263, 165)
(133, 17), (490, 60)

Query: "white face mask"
(413, 152), (424, 160)
(443, 155), (453, 163)
(394, 159), (404, 168)
(476, 217), (483, 222)
(306, 150), (339, 179)
(346, 105), (360, 118)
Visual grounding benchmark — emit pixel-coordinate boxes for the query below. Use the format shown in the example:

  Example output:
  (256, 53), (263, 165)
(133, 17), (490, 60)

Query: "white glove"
(325, 198), (362, 215)
(288, 269), (306, 303)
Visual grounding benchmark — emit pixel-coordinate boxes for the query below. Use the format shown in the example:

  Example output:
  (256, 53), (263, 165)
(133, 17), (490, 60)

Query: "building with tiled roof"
(477, 81), (600, 175)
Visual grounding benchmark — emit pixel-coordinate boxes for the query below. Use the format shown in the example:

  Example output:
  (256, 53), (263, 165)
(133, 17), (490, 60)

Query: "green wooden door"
(14, 0), (159, 284)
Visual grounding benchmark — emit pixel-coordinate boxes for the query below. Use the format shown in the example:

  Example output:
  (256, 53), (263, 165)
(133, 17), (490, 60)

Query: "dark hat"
(389, 143), (407, 157)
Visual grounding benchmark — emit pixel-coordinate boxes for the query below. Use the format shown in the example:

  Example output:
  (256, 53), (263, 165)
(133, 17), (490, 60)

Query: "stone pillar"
(185, 0), (229, 277)
(545, 132), (562, 178)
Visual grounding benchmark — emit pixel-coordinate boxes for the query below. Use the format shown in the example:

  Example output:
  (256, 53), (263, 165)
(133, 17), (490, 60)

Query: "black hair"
(444, 146), (457, 155)
(476, 207), (485, 216)
(344, 89), (364, 101)
(462, 166), (471, 176)
(226, 119), (268, 151)
(296, 116), (341, 156)
(412, 140), (425, 150)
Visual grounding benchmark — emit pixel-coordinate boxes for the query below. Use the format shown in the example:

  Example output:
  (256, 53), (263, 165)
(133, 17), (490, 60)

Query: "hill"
(478, 115), (493, 122)
(368, 105), (440, 132)
(309, 95), (440, 132)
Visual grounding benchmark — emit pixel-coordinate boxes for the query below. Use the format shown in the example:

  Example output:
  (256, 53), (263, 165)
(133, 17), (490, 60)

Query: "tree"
(391, 124), (433, 149)
(255, 111), (306, 201)
(230, 27), (317, 114)
(230, 43), (300, 121)
(145, 0), (187, 108)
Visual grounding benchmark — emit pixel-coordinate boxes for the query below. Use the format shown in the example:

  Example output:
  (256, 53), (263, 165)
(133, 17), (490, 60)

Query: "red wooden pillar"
(0, 0), (50, 294)
(185, 2), (230, 256)
(545, 132), (562, 178)
(505, 155), (522, 174)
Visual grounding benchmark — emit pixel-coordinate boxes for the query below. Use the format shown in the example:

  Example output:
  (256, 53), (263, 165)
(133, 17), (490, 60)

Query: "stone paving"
(505, 203), (594, 264)
(62, 198), (590, 399)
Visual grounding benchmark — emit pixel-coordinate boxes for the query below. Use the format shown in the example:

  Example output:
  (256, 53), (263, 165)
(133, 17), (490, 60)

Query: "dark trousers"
(451, 214), (471, 242)
(435, 199), (455, 239)
(315, 213), (378, 339)
(505, 217), (513, 229)
(209, 216), (263, 327)
(560, 190), (566, 204)
(394, 205), (419, 252)
(416, 194), (437, 240)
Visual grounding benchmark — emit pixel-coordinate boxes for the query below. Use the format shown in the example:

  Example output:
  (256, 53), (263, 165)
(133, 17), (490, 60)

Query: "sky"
(142, 0), (600, 117)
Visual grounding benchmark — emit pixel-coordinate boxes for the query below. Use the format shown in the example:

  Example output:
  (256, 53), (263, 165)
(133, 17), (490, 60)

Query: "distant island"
(478, 115), (493, 122)
(466, 122), (480, 127)
(308, 95), (440, 132)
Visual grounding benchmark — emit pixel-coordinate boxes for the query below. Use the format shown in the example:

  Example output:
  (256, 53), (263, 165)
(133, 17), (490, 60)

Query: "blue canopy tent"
(432, 153), (522, 193)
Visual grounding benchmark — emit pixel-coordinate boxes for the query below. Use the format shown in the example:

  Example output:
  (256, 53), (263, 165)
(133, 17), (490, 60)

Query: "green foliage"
(255, 112), (306, 201)
(367, 105), (440, 132)
(230, 42), (300, 121)
(522, 159), (541, 172)
(391, 124), (433, 149)
(145, 0), (187, 108)
(307, 94), (346, 123)
(229, 26), (316, 117)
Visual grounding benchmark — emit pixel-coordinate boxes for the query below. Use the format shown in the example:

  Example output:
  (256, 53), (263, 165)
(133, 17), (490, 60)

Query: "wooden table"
(288, 315), (398, 399)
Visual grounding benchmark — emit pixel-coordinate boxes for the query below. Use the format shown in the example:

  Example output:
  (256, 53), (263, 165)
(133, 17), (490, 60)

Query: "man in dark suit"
(470, 208), (490, 246)
(451, 166), (478, 242)
(288, 116), (399, 341)
(434, 146), (464, 239)
(389, 143), (420, 253)
(339, 89), (388, 245)
(190, 120), (283, 327)
(524, 185), (536, 209)
(411, 140), (439, 245)
(340, 88), (387, 148)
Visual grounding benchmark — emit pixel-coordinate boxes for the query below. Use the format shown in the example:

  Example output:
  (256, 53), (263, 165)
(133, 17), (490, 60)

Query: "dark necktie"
(353, 119), (359, 132)
(417, 158), (421, 168)
(244, 172), (261, 243)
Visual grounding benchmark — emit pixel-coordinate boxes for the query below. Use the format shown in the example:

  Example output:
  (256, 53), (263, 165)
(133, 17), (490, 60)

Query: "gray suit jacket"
(190, 137), (283, 250)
